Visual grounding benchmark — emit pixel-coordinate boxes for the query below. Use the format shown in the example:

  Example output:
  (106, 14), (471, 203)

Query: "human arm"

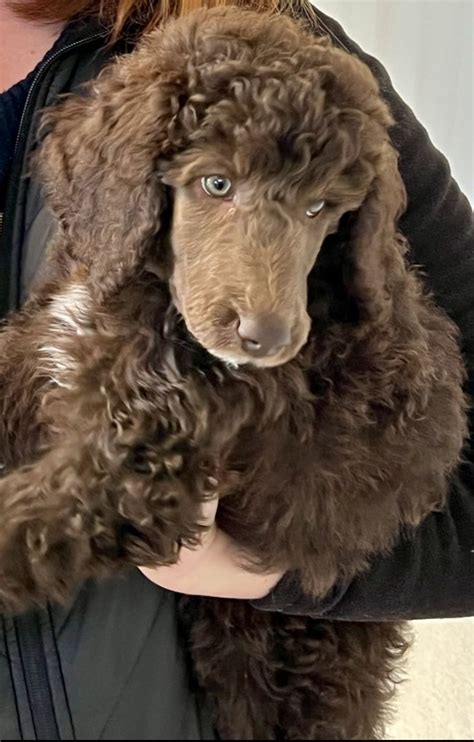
(139, 496), (284, 599)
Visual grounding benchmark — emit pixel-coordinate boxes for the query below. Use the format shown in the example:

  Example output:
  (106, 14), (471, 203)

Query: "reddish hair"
(9, 0), (311, 39)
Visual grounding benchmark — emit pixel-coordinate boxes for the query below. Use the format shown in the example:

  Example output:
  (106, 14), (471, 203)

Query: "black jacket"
(0, 8), (473, 740)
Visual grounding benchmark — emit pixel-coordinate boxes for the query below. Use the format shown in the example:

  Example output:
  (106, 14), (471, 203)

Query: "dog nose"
(237, 314), (291, 357)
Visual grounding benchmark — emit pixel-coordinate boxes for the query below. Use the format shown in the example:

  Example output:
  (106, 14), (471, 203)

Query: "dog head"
(38, 7), (406, 368)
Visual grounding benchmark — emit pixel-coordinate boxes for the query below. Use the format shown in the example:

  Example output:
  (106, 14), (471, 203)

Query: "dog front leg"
(0, 430), (212, 614)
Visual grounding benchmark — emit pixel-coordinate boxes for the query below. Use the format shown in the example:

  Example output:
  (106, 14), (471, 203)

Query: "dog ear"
(346, 143), (408, 323)
(36, 31), (184, 301)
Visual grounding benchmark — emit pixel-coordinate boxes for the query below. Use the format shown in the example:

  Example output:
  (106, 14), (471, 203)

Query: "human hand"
(139, 497), (284, 599)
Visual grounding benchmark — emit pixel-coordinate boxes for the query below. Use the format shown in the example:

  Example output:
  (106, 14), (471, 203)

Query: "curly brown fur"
(185, 600), (409, 739)
(0, 7), (467, 739)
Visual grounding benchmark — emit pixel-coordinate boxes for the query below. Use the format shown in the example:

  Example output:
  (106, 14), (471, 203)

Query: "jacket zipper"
(13, 32), (105, 158)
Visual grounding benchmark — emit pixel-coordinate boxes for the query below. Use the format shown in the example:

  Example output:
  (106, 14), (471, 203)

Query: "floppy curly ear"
(36, 32), (184, 301)
(347, 143), (408, 323)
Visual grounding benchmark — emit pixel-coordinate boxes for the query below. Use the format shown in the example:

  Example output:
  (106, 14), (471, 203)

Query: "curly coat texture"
(0, 7), (468, 739)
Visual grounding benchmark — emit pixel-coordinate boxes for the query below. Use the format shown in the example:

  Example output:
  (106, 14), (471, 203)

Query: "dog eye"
(201, 176), (233, 198)
(305, 200), (325, 218)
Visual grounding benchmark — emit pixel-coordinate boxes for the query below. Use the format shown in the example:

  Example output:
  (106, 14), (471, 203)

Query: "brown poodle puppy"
(0, 7), (467, 739)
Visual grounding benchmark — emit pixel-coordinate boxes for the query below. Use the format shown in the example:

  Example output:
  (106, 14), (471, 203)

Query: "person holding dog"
(1, 0), (472, 738)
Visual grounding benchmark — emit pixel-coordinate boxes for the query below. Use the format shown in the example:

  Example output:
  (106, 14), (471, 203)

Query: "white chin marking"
(207, 349), (242, 369)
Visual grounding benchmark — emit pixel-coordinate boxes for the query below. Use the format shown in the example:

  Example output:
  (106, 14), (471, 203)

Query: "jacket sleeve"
(252, 10), (474, 621)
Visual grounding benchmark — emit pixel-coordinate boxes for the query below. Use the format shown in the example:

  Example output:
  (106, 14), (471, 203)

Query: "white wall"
(312, 3), (474, 739)
(314, 0), (473, 203)
(386, 618), (474, 740)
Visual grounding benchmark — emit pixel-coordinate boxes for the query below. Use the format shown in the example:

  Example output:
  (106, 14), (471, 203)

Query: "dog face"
(162, 147), (365, 368)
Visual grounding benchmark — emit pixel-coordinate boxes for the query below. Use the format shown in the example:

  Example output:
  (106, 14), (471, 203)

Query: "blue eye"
(201, 176), (233, 198)
(305, 200), (325, 218)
